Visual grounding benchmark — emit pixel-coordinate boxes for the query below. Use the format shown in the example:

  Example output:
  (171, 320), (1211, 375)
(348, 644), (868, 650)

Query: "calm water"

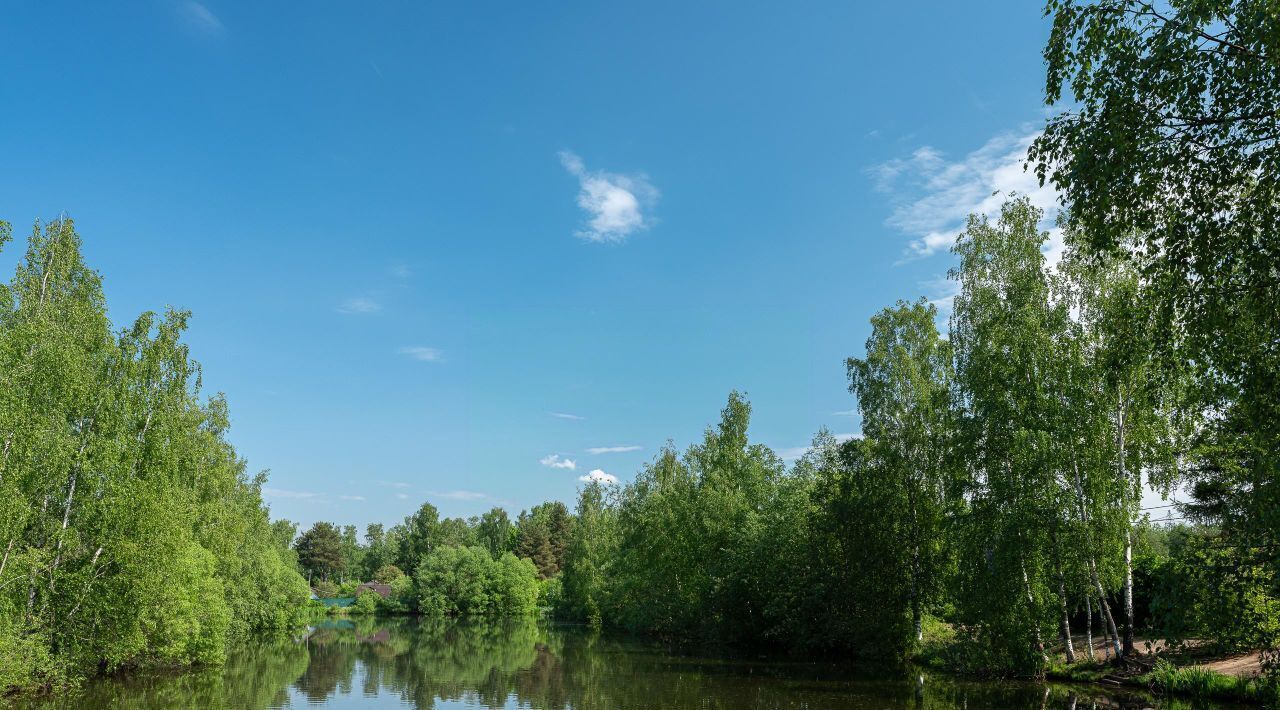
(6, 617), (1239, 709)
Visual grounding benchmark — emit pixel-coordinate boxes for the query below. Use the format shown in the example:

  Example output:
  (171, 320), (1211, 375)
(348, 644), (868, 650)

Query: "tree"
(339, 525), (363, 584)
(559, 482), (619, 625)
(0, 218), (308, 692)
(514, 521), (557, 579)
(949, 198), (1061, 672)
(1033, 0), (1280, 611)
(295, 522), (345, 583)
(847, 297), (954, 643)
(476, 507), (514, 559)
(515, 501), (573, 577)
(398, 503), (441, 570)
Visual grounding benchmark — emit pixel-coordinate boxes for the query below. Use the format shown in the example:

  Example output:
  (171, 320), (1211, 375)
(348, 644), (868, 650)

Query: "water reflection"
(8, 617), (1242, 709)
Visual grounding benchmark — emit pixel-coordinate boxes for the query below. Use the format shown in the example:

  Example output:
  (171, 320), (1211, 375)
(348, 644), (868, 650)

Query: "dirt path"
(1065, 634), (1265, 677)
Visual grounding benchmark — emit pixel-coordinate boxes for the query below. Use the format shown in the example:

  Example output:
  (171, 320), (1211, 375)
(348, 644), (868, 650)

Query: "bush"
(412, 546), (541, 617)
(0, 620), (62, 693)
(352, 590), (380, 616)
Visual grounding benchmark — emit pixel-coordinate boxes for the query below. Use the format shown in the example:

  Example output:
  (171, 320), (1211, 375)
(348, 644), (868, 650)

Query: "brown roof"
(355, 582), (393, 598)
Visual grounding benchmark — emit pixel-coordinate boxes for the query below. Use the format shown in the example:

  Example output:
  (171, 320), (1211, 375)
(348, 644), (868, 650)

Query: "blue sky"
(0, 1), (1066, 529)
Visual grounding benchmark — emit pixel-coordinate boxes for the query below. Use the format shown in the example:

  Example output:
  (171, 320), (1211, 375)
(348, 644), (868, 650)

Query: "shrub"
(412, 546), (541, 617)
(374, 564), (405, 584)
(0, 620), (62, 693)
(352, 590), (380, 616)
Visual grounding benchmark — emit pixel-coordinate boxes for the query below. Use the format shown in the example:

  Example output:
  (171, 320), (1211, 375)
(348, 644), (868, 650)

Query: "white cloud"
(379, 481), (412, 489)
(873, 129), (1063, 263)
(831, 409), (858, 417)
(549, 412), (584, 421)
(559, 151), (658, 243)
(390, 263), (411, 279)
(262, 487), (318, 499)
(540, 454), (577, 470)
(337, 297), (381, 314)
(395, 493), (409, 500)
(399, 346), (444, 362)
(430, 490), (490, 501)
(579, 469), (619, 485)
(182, 1), (224, 34)
(338, 494), (366, 501)
(585, 445), (642, 454)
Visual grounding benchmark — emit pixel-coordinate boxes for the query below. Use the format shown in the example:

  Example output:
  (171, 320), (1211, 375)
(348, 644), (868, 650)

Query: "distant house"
(356, 582), (393, 599)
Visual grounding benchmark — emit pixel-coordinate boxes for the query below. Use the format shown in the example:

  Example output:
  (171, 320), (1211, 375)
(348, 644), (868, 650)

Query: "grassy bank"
(914, 619), (1277, 706)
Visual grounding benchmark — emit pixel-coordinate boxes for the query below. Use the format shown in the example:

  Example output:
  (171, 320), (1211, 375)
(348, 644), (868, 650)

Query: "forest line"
(1, 0), (1277, 698)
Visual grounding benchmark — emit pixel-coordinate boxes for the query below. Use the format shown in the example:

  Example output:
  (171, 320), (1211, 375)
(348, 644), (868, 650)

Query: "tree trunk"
(0, 434), (11, 481)
(1123, 528), (1134, 656)
(908, 482), (923, 643)
(1022, 558), (1047, 661)
(1089, 558), (1123, 659)
(48, 471), (77, 593)
(0, 538), (13, 579)
(1084, 593), (1096, 661)
(25, 495), (50, 616)
(1053, 534), (1075, 663)
(1070, 454), (1123, 658)
(1117, 396), (1135, 656)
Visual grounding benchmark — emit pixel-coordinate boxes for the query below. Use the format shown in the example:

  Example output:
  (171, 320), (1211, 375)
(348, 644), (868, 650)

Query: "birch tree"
(847, 298), (953, 643)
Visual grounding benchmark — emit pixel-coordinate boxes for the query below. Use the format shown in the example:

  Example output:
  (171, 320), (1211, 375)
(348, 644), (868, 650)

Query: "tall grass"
(1145, 659), (1273, 704)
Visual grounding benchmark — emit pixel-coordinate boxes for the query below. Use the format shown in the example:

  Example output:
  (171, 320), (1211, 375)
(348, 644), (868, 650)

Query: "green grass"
(1142, 658), (1277, 705)
(1044, 660), (1110, 683)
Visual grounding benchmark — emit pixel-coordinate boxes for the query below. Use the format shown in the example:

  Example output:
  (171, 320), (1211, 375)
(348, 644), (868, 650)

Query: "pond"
(4, 617), (1241, 708)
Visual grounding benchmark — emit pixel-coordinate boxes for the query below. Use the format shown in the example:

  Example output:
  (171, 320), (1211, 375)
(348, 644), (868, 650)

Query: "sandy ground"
(1063, 634), (1265, 677)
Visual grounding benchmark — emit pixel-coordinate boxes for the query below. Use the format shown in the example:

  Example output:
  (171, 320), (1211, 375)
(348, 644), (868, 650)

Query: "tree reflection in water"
(8, 617), (1216, 709)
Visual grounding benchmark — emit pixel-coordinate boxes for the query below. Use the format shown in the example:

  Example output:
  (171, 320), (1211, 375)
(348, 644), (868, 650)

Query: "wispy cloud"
(262, 487), (318, 499)
(379, 481), (412, 489)
(777, 433), (861, 461)
(549, 412), (584, 421)
(399, 346), (444, 362)
(181, 1), (224, 35)
(389, 263), (412, 279)
(338, 494), (366, 501)
(337, 296), (382, 314)
(831, 409), (858, 417)
(396, 493), (409, 500)
(585, 445), (642, 455)
(873, 129), (1062, 264)
(540, 454), (577, 470)
(579, 469), (619, 485)
(559, 151), (658, 243)
(429, 490), (491, 501)
(922, 274), (963, 318)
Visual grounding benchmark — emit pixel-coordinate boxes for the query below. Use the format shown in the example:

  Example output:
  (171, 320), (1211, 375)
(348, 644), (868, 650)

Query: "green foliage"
(514, 501), (572, 578)
(0, 219), (308, 693)
(376, 574), (414, 614)
(295, 522), (346, 583)
(352, 590), (380, 616)
(1147, 529), (1280, 652)
(475, 507), (514, 559)
(311, 580), (338, 599)
(412, 546), (539, 617)
(1034, 0), (1280, 654)
(1144, 659), (1272, 703)
(373, 564), (404, 584)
